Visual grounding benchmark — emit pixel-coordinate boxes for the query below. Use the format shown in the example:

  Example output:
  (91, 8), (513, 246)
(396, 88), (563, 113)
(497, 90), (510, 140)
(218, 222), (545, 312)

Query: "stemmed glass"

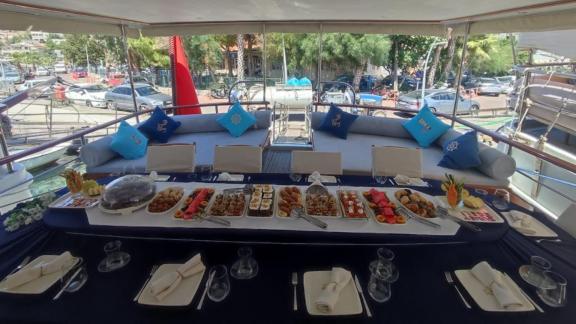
(97, 240), (131, 273)
(230, 247), (259, 280)
(208, 265), (231, 302)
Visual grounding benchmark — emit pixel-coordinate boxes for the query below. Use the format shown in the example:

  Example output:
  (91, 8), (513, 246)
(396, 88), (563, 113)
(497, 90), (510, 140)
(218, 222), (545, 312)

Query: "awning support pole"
(316, 24), (323, 96)
(121, 24), (140, 123)
(450, 23), (470, 127)
(0, 119), (12, 173)
(262, 24), (267, 109)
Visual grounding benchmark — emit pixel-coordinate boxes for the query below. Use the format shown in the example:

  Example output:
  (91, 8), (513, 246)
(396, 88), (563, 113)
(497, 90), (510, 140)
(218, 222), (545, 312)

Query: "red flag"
(169, 36), (200, 115)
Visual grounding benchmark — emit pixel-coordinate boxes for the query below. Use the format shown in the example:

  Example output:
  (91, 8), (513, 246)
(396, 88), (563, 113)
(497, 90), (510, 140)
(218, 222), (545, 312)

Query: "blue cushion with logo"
(402, 105), (450, 147)
(438, 131), (482, 169)
(318, 103), (359, 139)
(217, 102), (256, 137)
(110, 121), (148, 160)
(138, 106), (181, 143)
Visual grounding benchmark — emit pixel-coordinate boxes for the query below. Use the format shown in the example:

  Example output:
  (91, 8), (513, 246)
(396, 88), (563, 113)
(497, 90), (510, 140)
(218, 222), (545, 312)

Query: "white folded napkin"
(3, 252), (74, 290)
(315, 267), (352, 313)
(394, 174), (429, 187)
(309, 171), (323, 183)
(149, 254), (205, 301)
(217, 172), (244, 182)
(508, 210), (533, 229)
(470, 261), (523, 309)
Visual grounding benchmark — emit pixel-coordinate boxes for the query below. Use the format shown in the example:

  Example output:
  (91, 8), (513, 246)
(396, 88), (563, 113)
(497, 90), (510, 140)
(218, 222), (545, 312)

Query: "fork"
(536, 238), (562, 244)
(133, 265), (159, 302)
(444, 271), (472, 309)
(292, 272), (298, 311)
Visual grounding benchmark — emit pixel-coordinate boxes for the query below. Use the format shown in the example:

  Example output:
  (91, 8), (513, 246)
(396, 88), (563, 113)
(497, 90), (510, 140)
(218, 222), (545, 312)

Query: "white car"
(66, 84), (108, 107)
(35, 67), (50, 76)
(16, 79), (53, 97)
(53, 63), (67, 74)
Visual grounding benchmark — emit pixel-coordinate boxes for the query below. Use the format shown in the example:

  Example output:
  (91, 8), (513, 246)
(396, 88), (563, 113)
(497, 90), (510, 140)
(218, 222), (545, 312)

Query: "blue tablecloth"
(1, 174), (574, 323)
(42, 174), (510, 244)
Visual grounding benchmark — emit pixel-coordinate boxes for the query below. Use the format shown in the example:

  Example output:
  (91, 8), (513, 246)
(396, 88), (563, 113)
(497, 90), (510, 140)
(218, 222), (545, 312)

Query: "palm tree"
(236, 34), (245, 80)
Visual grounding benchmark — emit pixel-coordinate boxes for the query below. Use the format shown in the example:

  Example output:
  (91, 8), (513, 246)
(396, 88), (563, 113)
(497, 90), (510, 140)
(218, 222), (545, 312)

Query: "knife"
(397, 206), (441, 229)
(197, 270), (215, 310)
(53, 266), (83, 300)
(7, 256), (31, 276)
(354, 275), (372, 318)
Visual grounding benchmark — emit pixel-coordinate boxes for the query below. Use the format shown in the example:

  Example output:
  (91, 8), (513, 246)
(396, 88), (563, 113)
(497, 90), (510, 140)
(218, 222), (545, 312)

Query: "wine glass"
(230, 247), (259, 280)
(208, 265), (231, 302)
(97, 240), (131, 272)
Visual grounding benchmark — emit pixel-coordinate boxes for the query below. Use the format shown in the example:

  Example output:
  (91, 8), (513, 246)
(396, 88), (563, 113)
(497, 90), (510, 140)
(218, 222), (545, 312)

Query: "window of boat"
(520, 119), (576, 153)
(136, 86), (160, 96)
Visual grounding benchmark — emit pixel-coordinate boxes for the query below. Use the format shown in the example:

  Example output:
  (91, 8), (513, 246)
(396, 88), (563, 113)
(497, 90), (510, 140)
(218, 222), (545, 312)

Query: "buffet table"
(43, 174), (509, 244)
(0, 174), (575, 323)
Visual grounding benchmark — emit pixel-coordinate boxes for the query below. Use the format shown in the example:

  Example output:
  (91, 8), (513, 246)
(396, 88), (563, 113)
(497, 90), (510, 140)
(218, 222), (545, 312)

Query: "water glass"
(519, 256), (552, 288)
(289, 173), (302, 183)
(208, 265), (231, 302)
(230, 247), (259, 280)
(492, 189), (510, 210)
(97, 240), (131, 273)
(368, 260), (392, 303)
(196, 165), (213, 182)
(373, 175), (387, 185)
(375, 247), (399, 283)
(537, 271), (567, 307)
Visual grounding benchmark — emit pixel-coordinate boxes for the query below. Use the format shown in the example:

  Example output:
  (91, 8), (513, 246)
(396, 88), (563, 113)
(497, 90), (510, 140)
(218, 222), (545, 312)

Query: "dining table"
(0, 173), (575, 324)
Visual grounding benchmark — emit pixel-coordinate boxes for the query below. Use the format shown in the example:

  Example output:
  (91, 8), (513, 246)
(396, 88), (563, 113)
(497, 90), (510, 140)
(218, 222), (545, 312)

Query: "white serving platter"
(0, 255), (80, 294)
(336, 190), (369, 221)
(454, 269), (535, 312)
(436, 196), (504, 223)
(146, 186), (186, 216)
(206, 190), (248, 219)
(49, 192), (99, 209)
(137, 263), (206, 306)
(274, 185), (304, 220)
(172, 187), (216, 221)
(303, 270), (362, 316)
(502, 210), (558, 238)
(359, 189), (407, 226)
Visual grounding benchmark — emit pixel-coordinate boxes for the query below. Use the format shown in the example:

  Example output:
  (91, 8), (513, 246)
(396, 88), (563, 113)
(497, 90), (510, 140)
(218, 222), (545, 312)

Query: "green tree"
(182, 35), (223, 77)
(61, 34), (105, 67)
(127, 37), (169, 69)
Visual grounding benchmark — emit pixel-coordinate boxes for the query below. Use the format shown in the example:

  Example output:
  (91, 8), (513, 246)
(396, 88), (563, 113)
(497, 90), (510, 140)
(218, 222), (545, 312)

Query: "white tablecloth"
(86, 182), (460, 236)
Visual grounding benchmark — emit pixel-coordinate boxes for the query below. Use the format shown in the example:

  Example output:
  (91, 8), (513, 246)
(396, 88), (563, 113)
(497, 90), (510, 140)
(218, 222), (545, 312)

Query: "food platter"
(247, 184), (275, 218)
(146, 187), (185, 215)
(337, 190), (368, 220)
(275, 186), (304, 219)
(207, 191), (248, 218)
(393, 188), (437, 218)
(49, 192), (99, 210)
(174, 188), (215, 221)
(305, 189), (341, 218)
(362, 189), (406, 225)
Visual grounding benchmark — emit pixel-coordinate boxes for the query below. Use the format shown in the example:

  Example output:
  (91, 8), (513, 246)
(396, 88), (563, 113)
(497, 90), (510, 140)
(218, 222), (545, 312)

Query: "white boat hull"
(0, 162), (33, 215)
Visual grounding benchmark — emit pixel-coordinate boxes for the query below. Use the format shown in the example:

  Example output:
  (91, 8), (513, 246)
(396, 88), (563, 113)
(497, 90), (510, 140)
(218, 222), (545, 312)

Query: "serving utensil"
(536, 238), (562, 244)
(197, 270), (216, 310)
(133, 265), (159, 302)
(354, 275), (372, 318)
(503, 273), (544, 313)
(291, 207), (327, 229)
(437, 206), (482, 232)
(198, 215), (231, 227)
(222, 184), (253, 196)
(444, 271), (472, 309)
(396, 205), (441, 229)
(292, 272), (298, 311)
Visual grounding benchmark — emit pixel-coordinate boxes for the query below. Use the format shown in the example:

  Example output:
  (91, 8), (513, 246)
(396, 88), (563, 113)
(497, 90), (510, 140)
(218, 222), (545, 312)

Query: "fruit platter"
(305, 190), (340, 217)
(247, 184), (275, 217)
(337, 190), (368, 219)
(363, 189), (406, 224)
(147, 187), (185, 214)
(276, 186), (303, 218)
(394, 189), (437, 218)
(208, 192), (247, 217)
(174, 188), (215, 220)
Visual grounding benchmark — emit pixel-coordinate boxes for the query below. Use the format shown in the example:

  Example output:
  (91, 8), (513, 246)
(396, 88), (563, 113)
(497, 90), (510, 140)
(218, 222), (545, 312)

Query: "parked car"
(35, 67), (50, 76)
(72, 67), (88, 78)
(53, 63), (67, 74)
(122, 75), (154, 87)
(396, 89), (479, 114)
(66, 83), (108, 107)
(105, 83), (172, 111)
(382, 75), (418, 92)
(475, 77), (501, 96)
(495, 75), (516, 94)
(16, 79), (53, 97)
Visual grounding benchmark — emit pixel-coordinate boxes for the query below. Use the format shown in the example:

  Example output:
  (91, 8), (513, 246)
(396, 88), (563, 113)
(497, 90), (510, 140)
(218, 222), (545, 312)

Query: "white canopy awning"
(517, 30), (576, 59)
(1, 0), (576, 36)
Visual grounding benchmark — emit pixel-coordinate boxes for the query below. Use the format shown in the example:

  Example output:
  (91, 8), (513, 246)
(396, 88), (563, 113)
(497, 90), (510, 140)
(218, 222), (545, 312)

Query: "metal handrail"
(0, 101), (269, 167)
(312, 101), (576, 176)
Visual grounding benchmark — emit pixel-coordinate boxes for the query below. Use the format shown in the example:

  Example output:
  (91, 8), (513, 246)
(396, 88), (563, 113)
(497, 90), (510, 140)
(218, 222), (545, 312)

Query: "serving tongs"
(222, 184), (253, 196)
(396, 205), (441, 229)
(289, 181), (330, 229)
(436, 206), (482, 232)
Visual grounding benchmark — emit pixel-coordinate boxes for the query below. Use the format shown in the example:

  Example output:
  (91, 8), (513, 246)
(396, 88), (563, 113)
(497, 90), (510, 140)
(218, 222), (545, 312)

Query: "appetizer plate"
(393, 188), (438, 219)
(360, 189), (407, 225)
(274, 186), (304, 220)
(436, 196), (504, 223)
(502, 210), (557, 237)
(137, 263), (206, 307)
(173, 188), (216, 221)
(49, 192), (99, 209)
(303, 271), (362, 316)
(206, 190), (248, 218)
(305, 190), (342, 219)
(146, 187), (186, 216)
(337, 190), (369, 220)
(454, 269), (534, 312)
(0, 255), (80, 294)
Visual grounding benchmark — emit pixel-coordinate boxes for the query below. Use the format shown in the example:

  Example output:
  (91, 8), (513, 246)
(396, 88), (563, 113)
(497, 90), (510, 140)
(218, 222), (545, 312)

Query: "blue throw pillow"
(298, 77), (312, 86)
(403, 105), (450, 147)
(110, 121), (148, 160)
(438, 131), (482, 169)
(217, 102), (256, 137)
(318, 103), (359, 139)
(138, 107), (181, 143)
